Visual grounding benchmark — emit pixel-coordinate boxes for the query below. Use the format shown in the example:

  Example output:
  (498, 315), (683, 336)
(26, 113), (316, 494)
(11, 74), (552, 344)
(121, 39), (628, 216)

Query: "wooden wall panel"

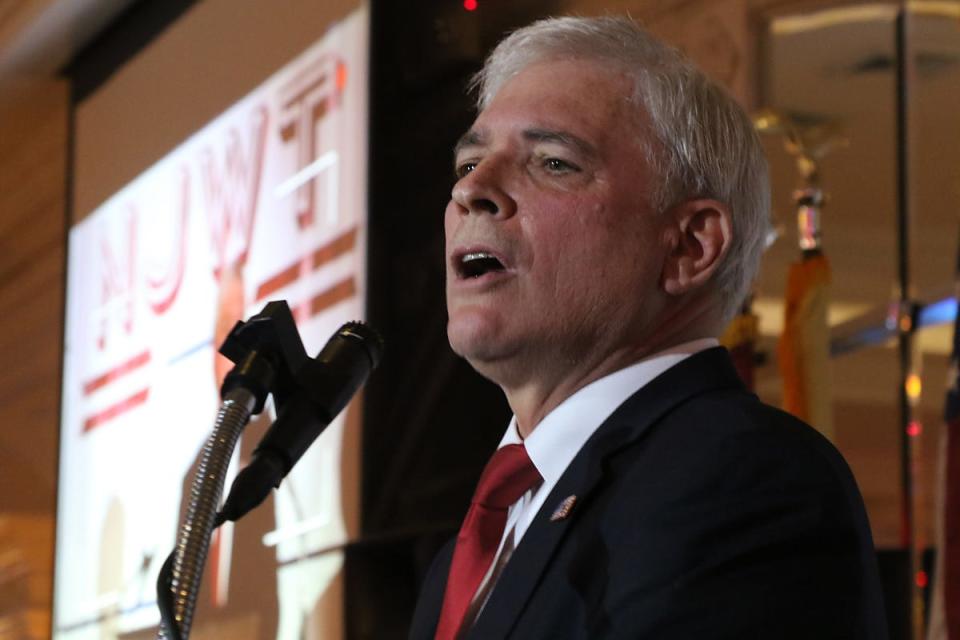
(0, 75), (68, 639)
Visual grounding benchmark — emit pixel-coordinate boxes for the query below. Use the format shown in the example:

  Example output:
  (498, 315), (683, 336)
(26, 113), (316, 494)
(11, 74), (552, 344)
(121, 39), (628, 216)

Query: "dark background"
(356, 2), (559, 636)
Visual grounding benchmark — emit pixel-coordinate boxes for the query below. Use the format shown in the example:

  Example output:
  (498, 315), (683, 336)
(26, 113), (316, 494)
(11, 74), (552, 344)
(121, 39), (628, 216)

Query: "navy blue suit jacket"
(409, 347), (888, 639)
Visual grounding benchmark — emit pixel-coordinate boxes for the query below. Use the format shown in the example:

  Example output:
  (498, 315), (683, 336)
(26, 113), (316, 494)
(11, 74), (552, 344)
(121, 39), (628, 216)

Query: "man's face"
(445, 58), (673, 387)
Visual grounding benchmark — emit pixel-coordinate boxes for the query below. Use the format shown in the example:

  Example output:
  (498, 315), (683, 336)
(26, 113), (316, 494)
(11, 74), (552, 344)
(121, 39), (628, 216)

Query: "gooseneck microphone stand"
(155, 300), (382, 639)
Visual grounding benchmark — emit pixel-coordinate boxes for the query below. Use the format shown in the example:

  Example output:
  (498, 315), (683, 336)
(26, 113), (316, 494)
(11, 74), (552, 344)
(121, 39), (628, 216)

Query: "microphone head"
(336, 321), (385, 369)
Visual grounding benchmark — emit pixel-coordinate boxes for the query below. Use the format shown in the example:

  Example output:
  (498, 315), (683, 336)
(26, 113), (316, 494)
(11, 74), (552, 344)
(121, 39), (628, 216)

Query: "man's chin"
(447, 321), (513, 379)
(447, 325), (494, 363)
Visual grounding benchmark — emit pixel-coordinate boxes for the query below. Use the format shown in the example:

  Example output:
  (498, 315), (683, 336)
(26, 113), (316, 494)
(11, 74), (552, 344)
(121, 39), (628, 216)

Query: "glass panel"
(909, 3), (960, 560)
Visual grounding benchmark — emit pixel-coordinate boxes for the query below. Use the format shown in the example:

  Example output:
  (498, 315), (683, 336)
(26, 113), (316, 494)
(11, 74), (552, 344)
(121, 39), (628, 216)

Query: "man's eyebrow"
(523, 128), (597, 157)
(454, 129), (486, 156)
(452, 127), (597, 158)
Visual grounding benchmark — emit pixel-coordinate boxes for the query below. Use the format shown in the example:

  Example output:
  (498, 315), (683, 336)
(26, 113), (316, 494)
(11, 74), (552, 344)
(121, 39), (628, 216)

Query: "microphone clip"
(216, 300), (383, 523)
(218, 300), (308, 415)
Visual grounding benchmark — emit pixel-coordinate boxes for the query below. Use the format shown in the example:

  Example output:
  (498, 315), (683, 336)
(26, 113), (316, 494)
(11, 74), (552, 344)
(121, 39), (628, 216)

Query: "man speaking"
(409, 15), (887, 639)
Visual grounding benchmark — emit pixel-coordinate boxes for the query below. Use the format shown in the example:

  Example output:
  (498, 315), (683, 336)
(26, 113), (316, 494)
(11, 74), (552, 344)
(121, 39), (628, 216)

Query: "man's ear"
(661, 199), (732, 296)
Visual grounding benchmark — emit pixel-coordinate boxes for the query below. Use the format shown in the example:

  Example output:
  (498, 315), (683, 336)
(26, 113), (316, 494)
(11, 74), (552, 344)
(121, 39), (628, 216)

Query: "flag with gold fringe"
(777, 251), (833, 440)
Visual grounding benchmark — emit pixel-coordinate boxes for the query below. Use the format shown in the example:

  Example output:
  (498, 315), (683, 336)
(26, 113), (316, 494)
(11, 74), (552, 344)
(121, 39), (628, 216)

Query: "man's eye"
(455, 162), (477, 179)
(543, 158), (577, 173)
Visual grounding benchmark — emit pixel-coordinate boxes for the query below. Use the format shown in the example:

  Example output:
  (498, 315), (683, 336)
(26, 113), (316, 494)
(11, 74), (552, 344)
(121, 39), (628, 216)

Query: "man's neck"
(508, 337), (719, 440)
(505, 303), (724, 437)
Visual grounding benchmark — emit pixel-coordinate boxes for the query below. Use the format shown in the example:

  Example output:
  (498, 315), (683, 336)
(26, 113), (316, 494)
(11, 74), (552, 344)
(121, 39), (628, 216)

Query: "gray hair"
(473, 15), (770, 323)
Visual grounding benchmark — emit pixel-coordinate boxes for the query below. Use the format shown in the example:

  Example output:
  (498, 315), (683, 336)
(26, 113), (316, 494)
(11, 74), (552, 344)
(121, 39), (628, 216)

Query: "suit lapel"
(409, 539), (455, 640)
(467, 347), (744, 638)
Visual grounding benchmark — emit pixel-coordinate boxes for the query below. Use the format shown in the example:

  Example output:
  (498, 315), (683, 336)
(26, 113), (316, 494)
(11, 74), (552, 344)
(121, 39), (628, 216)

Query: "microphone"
(217, 321), (383, 524)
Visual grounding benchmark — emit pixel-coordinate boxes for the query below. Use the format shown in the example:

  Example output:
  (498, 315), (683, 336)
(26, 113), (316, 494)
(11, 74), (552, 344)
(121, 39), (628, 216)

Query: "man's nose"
(450, 157), (517, 218)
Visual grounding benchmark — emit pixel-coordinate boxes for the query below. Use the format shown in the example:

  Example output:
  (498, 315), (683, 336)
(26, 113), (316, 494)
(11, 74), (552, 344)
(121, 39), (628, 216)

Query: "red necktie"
(434, 444), (542, 640)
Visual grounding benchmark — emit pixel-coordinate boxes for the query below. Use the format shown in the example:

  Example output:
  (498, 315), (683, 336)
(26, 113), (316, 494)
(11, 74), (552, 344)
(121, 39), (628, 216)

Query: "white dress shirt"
(465, 338), (719, 627)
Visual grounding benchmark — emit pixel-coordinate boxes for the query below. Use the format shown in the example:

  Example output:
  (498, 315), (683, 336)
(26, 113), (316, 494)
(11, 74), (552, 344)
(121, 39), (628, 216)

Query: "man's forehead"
(454, 62), (643, 158)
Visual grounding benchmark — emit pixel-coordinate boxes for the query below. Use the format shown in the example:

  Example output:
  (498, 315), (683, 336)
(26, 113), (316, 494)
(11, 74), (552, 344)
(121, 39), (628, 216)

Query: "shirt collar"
(497, 338), (720, 487)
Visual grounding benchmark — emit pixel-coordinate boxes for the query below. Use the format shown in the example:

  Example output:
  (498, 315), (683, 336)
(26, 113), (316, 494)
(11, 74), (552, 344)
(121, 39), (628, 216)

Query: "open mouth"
(458, 252), (506, 279)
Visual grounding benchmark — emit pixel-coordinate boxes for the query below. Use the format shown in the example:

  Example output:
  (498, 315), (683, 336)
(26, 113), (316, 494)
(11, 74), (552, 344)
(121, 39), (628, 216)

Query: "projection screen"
(54, 2), (368, 638)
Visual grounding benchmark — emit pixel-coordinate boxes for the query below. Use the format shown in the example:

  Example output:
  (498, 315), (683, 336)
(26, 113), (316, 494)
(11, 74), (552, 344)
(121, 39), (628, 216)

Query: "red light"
(336, 62), (348, 92)
(463, 0), (478, 10)
(906, 421), (922, 437)
(916, 570), (928, 588)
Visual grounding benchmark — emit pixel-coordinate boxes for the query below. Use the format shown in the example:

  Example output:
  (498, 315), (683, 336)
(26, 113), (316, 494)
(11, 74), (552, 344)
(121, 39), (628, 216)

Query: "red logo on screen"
(145, 168), (190, 315)
(97, 207), (137, 351)
(85, 210), (149, 434)
(278, 55), (347, 229)
(203, 105), (270, 279)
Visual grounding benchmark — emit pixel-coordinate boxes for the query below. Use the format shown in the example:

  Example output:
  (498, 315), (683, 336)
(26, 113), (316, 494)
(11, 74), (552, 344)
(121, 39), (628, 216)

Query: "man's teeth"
(463, 252), (495, 263)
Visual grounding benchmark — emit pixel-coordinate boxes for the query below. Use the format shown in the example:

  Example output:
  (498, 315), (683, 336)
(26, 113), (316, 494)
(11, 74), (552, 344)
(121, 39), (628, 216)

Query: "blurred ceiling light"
(909, 1), (960, 18)
(772, 1), (960, 36)
(771, 5), (898, 35)
(753, 296), (873, 336)
(753, 296), (955, 356)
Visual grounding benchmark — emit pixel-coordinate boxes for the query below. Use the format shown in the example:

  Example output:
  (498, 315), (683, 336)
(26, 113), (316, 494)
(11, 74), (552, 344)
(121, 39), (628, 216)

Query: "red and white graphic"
(278, 54), (347, 230)
(145, 168), (191, 316)
(97, 207), (137, 351)
(203, 106), (269, 279)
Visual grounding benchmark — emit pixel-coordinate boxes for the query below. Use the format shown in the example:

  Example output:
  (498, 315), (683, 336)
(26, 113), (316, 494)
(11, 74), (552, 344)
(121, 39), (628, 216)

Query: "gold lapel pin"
(550, 495), (577, 522)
